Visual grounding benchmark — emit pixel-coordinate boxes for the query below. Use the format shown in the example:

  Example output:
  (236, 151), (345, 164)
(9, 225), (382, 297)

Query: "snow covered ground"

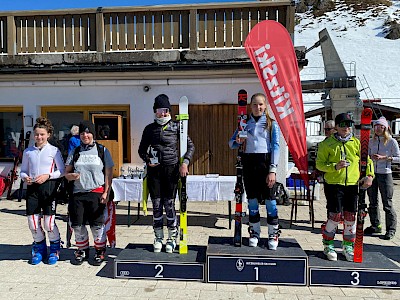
(295, 0), (400, 115)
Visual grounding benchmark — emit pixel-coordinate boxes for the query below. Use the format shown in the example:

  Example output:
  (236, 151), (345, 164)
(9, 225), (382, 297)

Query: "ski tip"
(361, 108), (373, 118)
(179, 96), (188, 102)
(238, 89), (247, 94)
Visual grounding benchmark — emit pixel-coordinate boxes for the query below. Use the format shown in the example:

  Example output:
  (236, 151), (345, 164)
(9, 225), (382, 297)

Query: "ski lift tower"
(319, 29), (362, 126)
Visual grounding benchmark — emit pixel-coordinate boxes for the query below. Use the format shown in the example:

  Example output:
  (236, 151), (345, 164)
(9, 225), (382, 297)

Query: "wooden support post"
(7, 16), (16, 55)
(286, 3), (295, 42)
(96, 9), (105, 52)
(189, 9), (197, 51)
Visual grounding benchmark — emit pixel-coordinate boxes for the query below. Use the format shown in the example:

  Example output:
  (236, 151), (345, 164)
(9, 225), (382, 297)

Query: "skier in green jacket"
(316, 113), (374, 262)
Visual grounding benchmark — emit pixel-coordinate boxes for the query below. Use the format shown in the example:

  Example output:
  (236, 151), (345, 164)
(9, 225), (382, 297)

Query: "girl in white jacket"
(20, 117), (65, 264)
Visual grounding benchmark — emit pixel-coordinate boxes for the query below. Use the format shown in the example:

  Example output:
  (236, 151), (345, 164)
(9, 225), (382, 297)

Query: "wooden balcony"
(0, 1), (300, 76)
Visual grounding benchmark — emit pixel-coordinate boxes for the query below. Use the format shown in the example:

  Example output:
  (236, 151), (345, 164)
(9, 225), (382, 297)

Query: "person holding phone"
(365, 116), (400, 240)
(316, 113), (374, 261)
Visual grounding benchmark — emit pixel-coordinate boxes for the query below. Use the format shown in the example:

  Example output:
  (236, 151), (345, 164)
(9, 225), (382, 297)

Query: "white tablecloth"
(112, 175), (236, 202)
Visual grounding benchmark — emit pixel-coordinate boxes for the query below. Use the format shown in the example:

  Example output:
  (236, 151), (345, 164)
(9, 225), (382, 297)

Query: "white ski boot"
(248, 222), (261, 247)
(323, 239), (337, 261)
(153, 228), (164, 253)
(342, 241), (354, 262)
(165, 228), (178, 253)
(267, 224), (280, 250)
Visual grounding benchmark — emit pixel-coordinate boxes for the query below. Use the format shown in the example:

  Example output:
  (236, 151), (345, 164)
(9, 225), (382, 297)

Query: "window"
(0, 107), (23, 160)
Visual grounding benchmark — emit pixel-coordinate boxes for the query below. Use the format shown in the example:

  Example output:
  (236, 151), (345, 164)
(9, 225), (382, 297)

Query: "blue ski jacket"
(229, 114), (280, 173)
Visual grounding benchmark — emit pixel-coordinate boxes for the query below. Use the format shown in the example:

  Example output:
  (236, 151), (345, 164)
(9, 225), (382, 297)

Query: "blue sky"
(1, 0), (252, 11)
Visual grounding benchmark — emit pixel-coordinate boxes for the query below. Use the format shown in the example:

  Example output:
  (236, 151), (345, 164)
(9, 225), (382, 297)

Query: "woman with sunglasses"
(138, 94), (194, 253)
(324, 120), (336, 138)
(316, 113), (374, 262)
(365, 116), (399, 240)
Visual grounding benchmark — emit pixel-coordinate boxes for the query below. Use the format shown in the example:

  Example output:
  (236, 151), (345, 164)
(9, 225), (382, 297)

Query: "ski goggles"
(155, 108), (170, 114)
(338, 121), (353, 128)
(324, 127), (334, 132)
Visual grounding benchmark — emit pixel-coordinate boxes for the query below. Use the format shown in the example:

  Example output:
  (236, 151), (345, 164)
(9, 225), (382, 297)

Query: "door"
(172, 104), (237, 175)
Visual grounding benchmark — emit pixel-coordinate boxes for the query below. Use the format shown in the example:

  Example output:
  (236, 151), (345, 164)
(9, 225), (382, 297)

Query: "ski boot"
(248, 222), (261, 247)
(342, 241), (354, 262)
(267, 224), (280, 250)
(323, 239), (337, 261)
(48, 239), (61, 265)
(74, 248), (89, 265)
(153, 228), (164, 253)
(384, 230), (396, 240)
(93, 248), (106, 266)
(31, 239), (47, 265)
(165, 228), (178, 253)
(364, 224), (382, 235)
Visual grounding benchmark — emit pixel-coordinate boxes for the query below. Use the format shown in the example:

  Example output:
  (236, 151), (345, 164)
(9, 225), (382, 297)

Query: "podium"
(207, 236), (308, 285)
(308, 250), (400, 288)
(114, 243), (206, 281)
(113, 236), (400, 288)
(92, 114), (123, 178)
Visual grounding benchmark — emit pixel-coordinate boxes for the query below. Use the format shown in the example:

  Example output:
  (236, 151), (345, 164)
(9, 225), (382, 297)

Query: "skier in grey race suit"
(138, 94), (194, 253)
(229, 93), (281, 250)
(65, 120), (114, 265)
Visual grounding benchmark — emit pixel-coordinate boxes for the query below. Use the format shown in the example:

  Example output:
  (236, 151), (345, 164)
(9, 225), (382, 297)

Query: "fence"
(0, 1), (294, 55)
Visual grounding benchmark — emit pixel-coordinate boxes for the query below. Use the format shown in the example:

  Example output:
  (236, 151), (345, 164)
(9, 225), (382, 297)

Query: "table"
(112, 175), (237, 226)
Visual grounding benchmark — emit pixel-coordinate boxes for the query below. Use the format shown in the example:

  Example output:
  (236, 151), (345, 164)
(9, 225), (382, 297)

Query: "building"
(0, 1), (304, 183)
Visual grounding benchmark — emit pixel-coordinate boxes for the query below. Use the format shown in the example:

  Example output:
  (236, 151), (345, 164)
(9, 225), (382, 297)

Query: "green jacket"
(316, 134), (374, 186)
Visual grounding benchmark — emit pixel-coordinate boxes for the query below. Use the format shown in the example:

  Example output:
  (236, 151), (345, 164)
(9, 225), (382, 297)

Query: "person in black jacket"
(138, 94), (195, 253)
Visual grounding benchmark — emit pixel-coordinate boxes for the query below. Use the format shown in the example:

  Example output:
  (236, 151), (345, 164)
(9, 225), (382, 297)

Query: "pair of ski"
(3, 130), (31, 200)
(354, 107), (373, 263)
(233, 89), (248, 247)
(177, 96), (189, 254)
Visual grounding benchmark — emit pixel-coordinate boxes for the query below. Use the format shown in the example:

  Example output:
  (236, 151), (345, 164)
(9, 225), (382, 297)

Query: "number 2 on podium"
(155, 264), (164, 278)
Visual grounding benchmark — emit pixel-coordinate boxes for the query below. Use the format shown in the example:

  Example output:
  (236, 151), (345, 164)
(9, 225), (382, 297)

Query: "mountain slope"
(295, 0), (400, 109)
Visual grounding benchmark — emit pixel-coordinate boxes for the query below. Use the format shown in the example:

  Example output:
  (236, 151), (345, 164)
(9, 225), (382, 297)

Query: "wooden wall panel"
(172, 104), (237, 176)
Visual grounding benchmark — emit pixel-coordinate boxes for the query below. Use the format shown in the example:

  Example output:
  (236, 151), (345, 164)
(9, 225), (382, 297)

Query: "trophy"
(149, 147), (159, 165)
(120, 167), (126, 179)
(238, 115), (248, 138)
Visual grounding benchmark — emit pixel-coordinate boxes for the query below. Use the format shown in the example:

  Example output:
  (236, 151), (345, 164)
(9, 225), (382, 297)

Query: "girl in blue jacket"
(229, 93), (280, 250)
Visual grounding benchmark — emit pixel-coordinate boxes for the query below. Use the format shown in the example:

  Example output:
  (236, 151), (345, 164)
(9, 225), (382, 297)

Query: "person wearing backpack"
(65, 120), (114, 265)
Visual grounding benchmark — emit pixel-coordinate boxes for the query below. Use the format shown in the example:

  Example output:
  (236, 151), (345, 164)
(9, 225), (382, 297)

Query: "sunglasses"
(155, 108), (170, 114)
(324, 128), (334, 131)
(338, 121), (353, 128)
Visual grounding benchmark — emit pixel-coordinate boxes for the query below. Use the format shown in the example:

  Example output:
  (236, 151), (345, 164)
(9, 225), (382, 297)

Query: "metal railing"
(0, 1), (294, 55)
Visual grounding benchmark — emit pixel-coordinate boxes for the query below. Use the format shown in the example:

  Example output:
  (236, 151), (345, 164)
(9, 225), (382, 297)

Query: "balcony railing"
(0, 1), (294, 55)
